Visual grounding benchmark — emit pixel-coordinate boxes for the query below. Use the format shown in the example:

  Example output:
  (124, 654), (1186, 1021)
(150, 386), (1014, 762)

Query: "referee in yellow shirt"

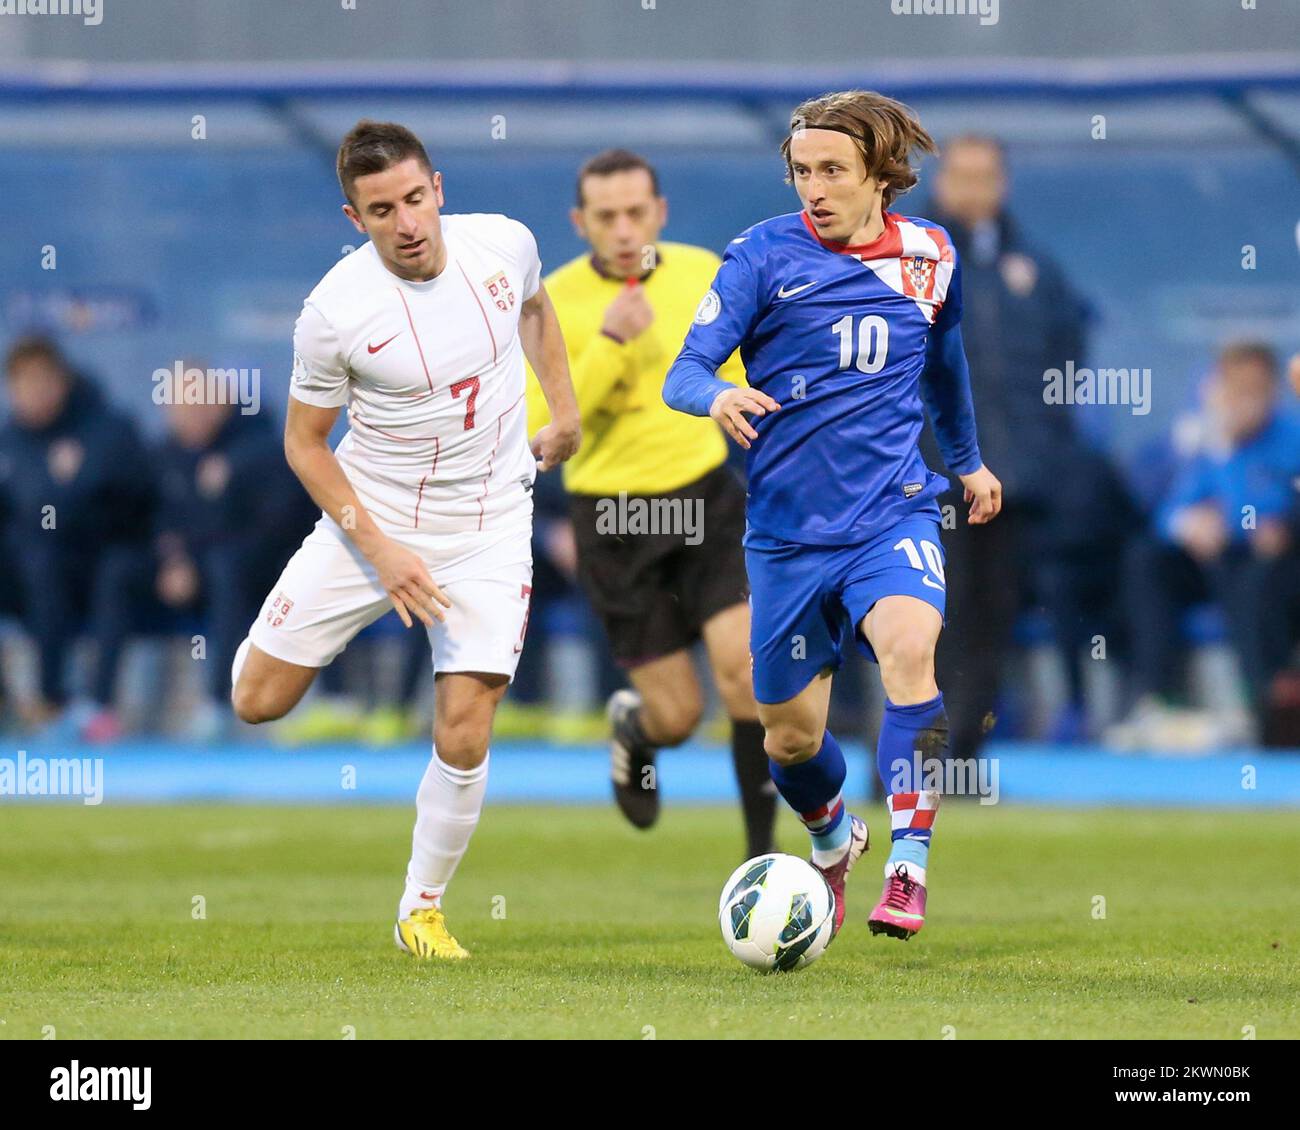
(526, 149), (774, 858)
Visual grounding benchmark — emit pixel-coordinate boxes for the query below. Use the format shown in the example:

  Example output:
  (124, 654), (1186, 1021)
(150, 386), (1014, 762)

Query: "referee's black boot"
(608, 689), (660, 829)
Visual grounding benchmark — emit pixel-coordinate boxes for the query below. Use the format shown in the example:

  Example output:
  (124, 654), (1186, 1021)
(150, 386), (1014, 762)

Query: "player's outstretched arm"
(664, 339), (776, 449)
(283, 397), (450, 628)
(665, 238), (763, 426)
(520, 283), (581, 472)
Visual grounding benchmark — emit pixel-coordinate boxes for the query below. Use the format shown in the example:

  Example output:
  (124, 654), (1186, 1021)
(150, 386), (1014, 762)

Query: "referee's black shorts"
(568, 463), (749, 669)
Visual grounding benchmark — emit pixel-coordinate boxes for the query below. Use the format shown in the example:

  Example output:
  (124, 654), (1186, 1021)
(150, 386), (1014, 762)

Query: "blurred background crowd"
(3, 1), (1299, 758)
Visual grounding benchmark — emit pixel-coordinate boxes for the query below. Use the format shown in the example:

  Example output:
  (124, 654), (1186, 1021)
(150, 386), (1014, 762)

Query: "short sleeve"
(290, 300), (350, 408)
(511, 219), (542, 301)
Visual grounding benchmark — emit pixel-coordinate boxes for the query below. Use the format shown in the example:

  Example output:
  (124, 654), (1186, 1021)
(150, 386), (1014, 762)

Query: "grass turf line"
(1, 803), (1296, 1039)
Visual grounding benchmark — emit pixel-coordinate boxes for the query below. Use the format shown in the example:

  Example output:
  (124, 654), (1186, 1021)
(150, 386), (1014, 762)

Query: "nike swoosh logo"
(777, 281), (817, 299)
(367, 333), (402, 354)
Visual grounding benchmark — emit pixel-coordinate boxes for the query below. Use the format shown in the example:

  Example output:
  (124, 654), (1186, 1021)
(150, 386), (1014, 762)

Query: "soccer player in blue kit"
(663, 90), (1002, 941)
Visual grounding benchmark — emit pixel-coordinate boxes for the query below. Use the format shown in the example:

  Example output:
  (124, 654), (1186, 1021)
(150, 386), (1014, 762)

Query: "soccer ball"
(718, 853), (835, 972)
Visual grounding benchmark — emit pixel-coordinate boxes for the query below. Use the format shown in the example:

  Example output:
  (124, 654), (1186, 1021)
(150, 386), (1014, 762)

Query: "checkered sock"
(768, 730), (850, 865)
(875, 693), (947, 880)
(884, 792), (937, 882)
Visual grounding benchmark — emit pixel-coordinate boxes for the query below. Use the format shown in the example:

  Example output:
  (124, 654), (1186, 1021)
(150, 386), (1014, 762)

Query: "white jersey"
(290, 212), (542, 535)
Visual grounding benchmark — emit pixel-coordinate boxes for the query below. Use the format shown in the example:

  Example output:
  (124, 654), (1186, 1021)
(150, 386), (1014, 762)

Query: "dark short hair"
(336, 119), (434, 205)
(1218, 341), (1278, 378)
(576, 148), (660, 207)
(5, 334), (67, 377)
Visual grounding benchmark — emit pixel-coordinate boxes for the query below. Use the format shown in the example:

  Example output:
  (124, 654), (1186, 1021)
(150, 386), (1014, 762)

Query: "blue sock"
(769, 730), (848, 854)
(876, 694), (948, 875)
(887, 837), (930, 874)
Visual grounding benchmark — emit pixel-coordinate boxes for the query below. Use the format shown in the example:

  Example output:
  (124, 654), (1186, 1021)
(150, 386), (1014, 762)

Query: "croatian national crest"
(484, 270), (515, 312)
(901, 255), (937, 302)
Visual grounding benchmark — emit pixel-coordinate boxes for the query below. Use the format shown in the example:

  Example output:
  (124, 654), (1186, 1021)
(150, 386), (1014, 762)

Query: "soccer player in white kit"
(230, 121), (581, 959)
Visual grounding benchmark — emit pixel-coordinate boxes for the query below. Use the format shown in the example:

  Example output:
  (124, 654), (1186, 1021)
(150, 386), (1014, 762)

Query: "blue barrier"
(2, 740), (1297, 807)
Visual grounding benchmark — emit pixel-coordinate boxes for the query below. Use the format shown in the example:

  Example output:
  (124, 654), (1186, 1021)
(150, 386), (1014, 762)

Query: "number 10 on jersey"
(832, 314), (889, 374)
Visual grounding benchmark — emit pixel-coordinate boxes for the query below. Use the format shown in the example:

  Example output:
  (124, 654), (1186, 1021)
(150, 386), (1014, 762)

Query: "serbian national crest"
(484, 270), (515, 311)
(265, 591), (294, 628)
(901, 255), (937, 301)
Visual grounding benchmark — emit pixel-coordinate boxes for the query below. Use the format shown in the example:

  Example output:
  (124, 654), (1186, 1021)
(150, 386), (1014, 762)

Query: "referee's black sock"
(731, 719), (778, 859)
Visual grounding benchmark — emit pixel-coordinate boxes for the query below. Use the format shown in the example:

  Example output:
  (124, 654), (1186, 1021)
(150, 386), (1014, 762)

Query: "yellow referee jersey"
(525, 241), (745, 496)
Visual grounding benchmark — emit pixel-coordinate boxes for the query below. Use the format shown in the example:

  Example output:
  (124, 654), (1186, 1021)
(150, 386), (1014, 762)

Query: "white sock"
(230, 638), (251, 700)
(811, 841), (850, 869)
(399, 749), (489, 920)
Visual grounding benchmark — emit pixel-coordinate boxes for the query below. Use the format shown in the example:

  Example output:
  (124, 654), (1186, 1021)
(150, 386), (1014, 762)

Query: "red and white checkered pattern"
(887, 790), (939, 834)
(802, 794), (844, 834)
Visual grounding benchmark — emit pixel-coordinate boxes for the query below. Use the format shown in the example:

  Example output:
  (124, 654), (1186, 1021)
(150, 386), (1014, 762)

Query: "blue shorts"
(746, 512), (947, 705)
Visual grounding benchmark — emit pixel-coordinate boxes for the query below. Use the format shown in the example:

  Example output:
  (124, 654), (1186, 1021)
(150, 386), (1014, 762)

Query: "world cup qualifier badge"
(484, 270), (515, 311)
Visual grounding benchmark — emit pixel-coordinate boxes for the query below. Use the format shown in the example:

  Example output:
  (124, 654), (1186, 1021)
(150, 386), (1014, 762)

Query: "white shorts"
(248, 514), (534, 679)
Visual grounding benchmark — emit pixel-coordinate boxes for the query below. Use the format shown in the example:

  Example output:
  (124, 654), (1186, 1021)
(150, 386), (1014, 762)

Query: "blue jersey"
(663, 210), (983, 545)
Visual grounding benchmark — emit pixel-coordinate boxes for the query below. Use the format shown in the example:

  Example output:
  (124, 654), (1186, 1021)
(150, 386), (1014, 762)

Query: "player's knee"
(434, 722), (490, 769)
(231, 680), (287, 726)
(641, 696), (703, 746)
(763, 722), (820, 766)
(660, 706), (703, 746)
(877, 634), (935, 691)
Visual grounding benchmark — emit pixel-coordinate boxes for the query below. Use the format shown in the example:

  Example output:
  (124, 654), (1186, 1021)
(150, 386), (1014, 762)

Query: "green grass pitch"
(1, 802), (1296, 1039)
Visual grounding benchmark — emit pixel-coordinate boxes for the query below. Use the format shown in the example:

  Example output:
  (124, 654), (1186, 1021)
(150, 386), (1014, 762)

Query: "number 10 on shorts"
(893, 536), (945, 591)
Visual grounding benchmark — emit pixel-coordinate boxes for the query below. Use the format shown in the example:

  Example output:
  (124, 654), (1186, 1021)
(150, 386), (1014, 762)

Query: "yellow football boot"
(394, 906), (470, 960)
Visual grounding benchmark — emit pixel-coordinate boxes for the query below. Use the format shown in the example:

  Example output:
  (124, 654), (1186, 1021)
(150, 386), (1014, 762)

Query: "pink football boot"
(868, 862), (928, 940)
(811, 814), (870, 940)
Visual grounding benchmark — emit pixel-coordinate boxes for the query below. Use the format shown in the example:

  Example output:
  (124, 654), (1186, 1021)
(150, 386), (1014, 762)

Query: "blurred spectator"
(920, 135), (1117, 756)
(1029, 442), (1139, 739)
(153, 384), (318, 736)
(1109, 342), (1300, 746)
(0, 335), (154, 740)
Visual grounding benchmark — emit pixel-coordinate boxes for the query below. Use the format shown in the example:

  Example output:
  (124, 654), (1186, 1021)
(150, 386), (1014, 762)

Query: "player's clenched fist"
(709, 386), (781, 450)
(369, 537), (452, 628)
(601, 281), (654, 343)
(958, 465), (1003, 525)
(530, 417), (582, 472)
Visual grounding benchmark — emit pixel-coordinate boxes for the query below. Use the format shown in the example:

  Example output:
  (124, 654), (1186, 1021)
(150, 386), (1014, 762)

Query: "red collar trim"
(800, 209), (902, 258)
